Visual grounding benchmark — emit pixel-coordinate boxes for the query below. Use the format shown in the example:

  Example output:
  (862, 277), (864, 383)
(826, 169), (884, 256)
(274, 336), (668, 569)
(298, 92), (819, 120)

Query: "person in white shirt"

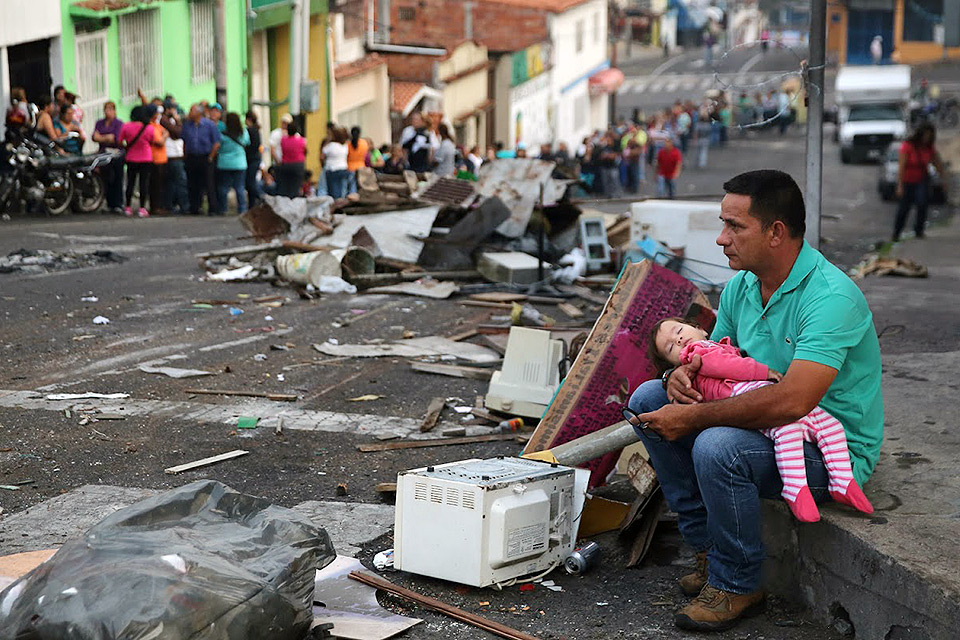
(321, 127), (350, 198)
(870, 36), (883, 65)
(269, 113), (293, 164)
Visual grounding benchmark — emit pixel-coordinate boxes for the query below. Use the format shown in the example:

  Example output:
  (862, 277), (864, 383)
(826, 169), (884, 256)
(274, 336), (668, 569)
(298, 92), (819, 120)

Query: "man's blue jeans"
(627, 379), (831, 594)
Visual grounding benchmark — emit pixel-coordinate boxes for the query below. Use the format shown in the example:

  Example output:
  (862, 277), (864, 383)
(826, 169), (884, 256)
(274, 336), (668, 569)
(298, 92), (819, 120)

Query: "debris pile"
(0, 248), (126, 274)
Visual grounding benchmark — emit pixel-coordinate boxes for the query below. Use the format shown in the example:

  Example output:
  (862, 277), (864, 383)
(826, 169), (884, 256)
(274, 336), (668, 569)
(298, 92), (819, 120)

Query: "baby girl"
(648, 317), (873, 522)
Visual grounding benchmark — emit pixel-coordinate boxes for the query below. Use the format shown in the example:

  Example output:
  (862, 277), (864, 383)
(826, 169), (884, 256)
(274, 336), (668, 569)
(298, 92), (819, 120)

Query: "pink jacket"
(679, 338), (769, 401)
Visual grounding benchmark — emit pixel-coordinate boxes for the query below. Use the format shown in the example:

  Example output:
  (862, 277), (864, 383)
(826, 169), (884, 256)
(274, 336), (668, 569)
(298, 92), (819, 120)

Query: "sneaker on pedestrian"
(679, 550), (709, 597)
(674, 584), (765, 632)
(137, 207), (150, 218)
(124, 206), (133, 217)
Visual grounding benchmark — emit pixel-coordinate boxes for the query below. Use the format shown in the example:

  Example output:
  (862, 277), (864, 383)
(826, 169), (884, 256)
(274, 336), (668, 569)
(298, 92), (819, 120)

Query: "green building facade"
(60, 0), (248, 124)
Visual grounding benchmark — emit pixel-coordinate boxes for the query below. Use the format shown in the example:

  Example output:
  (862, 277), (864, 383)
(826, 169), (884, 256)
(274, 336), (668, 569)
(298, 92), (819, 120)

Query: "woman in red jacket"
(894, 122), (947, 241)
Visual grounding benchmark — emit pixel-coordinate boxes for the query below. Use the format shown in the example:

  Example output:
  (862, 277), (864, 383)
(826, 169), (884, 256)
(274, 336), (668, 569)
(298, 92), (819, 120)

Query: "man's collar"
(743, 240), (818, 296)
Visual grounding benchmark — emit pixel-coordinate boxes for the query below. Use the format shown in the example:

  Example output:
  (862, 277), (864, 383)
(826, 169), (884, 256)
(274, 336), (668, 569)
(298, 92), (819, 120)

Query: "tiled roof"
(392, 81), (425, 114)
(334, 54), (387, 81)
(477, 0), (593, 13)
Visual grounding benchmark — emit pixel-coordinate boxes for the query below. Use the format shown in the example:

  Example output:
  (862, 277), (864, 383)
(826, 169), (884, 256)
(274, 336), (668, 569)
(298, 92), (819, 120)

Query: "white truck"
(835, 65), (910, 164)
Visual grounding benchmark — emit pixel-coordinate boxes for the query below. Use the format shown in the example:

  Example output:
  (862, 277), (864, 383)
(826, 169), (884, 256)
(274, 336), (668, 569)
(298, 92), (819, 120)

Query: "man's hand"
(667, 354), (703, 404)
(640, 403), (699, 441)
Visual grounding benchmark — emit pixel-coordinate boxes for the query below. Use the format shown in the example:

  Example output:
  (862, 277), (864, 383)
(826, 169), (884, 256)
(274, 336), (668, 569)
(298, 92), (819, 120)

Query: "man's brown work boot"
(674, 584), (766, 632)
(679, 551), (709, 596)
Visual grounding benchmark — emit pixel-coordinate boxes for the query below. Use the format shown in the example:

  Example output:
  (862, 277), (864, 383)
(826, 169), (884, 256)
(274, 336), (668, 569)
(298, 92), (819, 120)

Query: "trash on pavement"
(348, 570), (539, 640)
(478, 251), (551, 285)
(138, 365), (215, 378)
(0, 481), (333, 639)
(312, 555), (420, 640)
(314, 336), (499, 363)
(348, 394), (382, 402)
(366, 278), (459, 299)
(165, 449), (250, 474)
(92, 315), (110, 325)
(373, 549), (395, 570)
(237, 416), (260, 430)
(564, 541), (602, 575)
(45, 392), (129, 401)
(486, 327), (564, 419)
(850, 255), (929, 279)
(0, 248), (126, 275)
(183, 388), (298, 402)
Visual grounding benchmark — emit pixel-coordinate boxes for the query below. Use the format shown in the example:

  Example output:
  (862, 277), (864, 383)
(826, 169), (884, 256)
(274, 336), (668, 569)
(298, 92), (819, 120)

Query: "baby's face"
(656, 320), (708, 366)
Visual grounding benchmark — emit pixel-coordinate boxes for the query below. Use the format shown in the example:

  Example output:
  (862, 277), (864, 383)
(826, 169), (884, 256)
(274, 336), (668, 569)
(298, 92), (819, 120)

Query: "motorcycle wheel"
(43, 170), (74, 216)
(73, 173), (106, 213)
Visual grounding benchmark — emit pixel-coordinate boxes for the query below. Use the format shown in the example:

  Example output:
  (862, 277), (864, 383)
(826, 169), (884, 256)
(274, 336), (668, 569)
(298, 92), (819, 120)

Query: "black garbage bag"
(0, 480), (335, 640)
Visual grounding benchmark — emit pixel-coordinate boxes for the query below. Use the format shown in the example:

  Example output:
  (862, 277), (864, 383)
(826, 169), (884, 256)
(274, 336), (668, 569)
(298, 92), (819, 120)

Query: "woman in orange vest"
(346, 125), (369, 194)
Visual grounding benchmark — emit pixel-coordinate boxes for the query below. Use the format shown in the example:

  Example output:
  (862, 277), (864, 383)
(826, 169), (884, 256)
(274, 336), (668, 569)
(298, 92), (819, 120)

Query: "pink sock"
(830, 479), (874, 514)
(785, 485), (821, 522)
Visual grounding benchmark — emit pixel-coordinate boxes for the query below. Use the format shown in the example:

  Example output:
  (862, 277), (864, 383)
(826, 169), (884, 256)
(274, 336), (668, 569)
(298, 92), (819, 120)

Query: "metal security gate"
(119, 9), (162, 102)
(75, 30), (109, 132)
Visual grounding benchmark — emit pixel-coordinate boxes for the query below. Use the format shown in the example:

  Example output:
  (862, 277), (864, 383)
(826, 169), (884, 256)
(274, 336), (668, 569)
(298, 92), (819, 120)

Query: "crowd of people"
(5, 81), (801, 215)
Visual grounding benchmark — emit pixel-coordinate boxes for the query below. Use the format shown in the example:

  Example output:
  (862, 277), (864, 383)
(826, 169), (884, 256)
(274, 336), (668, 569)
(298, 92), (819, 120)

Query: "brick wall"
(382, 52), (438, 83)
(382, 0), (549, 53)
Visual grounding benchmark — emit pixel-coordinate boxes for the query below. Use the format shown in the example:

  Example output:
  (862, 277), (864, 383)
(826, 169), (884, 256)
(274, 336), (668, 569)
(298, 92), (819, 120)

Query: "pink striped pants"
(731, 380), (855, 501)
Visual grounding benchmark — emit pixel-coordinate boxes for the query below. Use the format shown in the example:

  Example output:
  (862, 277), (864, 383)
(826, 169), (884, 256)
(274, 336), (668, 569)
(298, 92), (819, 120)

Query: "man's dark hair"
(722, 169), (806, 238)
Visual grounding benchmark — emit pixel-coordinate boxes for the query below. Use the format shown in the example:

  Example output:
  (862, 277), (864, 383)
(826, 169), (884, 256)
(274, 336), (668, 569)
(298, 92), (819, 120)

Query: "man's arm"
(643, 359), (837, 440)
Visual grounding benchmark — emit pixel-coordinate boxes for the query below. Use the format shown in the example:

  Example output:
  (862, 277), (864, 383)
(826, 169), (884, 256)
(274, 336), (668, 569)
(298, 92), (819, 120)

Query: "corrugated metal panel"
(191, 0), (215, 84)
(119, 9), (161, 102)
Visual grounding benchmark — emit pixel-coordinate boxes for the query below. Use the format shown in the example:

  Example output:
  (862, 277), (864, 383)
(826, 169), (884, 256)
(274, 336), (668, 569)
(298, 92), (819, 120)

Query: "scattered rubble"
(0, 248), (126, 274)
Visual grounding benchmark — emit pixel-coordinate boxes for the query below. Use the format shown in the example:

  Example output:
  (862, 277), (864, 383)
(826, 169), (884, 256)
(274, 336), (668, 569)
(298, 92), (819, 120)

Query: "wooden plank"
(558, 302), (584, 319)
(165, 450), (249, 475)
(349, 571), (539, 640)
(476, 334), (507, 356)
(446, 328), (479, 342)
(460, 300), (514, 310)
(196, 242), (282, 259)
(469, 292), (528, 303)
(183, 389), (298, 402)
(376, 482), (397, 493)
(420, 397), (446, 432)
(357, 433), (525, 453)
(410, 361), (494, 381)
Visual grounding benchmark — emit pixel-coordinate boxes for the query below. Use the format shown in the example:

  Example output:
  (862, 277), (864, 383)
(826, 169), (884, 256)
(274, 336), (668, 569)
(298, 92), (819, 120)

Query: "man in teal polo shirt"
(627, 169), (883, 632)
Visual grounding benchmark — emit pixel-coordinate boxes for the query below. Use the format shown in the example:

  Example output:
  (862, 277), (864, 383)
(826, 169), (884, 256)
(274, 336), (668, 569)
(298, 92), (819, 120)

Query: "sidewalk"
(763, 210), (960, 639)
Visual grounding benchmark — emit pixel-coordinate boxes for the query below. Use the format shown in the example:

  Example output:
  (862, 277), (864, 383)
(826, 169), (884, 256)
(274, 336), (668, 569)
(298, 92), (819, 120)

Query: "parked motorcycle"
(0, 138), (75, 215)
(70, 149), (121, 213)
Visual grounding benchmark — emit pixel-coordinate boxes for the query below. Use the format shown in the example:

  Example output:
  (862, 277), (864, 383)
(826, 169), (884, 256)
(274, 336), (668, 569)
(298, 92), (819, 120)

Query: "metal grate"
(119, 9), (161, 102)
(190, 0), (215, 85)
(75, 29), (109, 127)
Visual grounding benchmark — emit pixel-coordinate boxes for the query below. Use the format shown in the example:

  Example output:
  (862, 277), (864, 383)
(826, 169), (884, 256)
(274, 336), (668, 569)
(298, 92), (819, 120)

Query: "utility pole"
(804, 0), (825, 250)
(214, 0), (228, 108)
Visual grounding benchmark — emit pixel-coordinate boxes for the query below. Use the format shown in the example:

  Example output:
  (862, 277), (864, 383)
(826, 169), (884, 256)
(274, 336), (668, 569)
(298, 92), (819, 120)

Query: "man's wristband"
(662, 367), (677, 390)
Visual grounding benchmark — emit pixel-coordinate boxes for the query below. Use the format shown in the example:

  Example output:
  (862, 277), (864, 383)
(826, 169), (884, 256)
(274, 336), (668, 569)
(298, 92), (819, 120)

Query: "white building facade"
(549, 0), (610, 149)
(0, 0), (63, 138)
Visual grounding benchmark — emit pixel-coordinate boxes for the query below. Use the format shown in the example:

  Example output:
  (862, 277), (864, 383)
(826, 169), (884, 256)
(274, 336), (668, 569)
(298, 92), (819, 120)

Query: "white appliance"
(485, 327), (565, 418)
(394, 457), (586, 588)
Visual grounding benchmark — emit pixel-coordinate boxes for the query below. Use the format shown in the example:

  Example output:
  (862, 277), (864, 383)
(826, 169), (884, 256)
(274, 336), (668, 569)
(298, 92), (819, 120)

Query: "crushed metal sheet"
(415, 176), (477, 208)
(313, 336), (500, 363)
(326, 206), (440, 264)
(312, 556), (422, 640)
(475, 159), (564, 238)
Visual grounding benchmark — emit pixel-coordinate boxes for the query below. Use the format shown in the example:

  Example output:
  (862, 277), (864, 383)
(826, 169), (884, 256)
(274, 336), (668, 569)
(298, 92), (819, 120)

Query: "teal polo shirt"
(710, 241), (884, 486)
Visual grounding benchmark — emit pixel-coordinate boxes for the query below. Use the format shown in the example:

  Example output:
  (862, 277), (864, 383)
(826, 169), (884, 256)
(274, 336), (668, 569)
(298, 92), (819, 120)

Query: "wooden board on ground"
(558, 302), (584, 318)
(0, 549), (56, 584)
(409, 362), (494, 381)
(165, 449), (249, 474)
(358, 434), (526, 453)
(469, 292), (529, 303)
(420, 397), (445, 432)
(524, 260), (713, 487)
(622, 488), (666, 567)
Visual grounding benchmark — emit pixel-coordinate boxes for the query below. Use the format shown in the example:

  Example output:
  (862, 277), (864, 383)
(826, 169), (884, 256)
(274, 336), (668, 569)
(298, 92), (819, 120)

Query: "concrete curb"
(764, 503), (960, 640)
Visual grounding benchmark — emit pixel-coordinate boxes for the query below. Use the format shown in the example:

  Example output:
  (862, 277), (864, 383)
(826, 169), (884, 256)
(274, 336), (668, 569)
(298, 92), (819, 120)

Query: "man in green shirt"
(627, 169), (883, 631)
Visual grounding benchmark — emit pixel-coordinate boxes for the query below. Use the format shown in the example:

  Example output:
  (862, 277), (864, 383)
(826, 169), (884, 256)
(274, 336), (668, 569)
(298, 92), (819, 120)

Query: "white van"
(835, 65), (910, 164)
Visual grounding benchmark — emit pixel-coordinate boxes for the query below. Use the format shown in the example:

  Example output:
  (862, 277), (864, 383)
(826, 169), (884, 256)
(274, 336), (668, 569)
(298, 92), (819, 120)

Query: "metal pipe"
(549, 422), (640, 468)
(367, 43), (447, 56)
(804, 0), (826, 250)
(301, 0), (311, 84)
(289, 0), (303, 116)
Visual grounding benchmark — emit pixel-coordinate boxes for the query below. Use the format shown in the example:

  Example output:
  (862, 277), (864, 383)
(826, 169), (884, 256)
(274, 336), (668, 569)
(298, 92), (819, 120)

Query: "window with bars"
(398, 6), (415, 20)
(119, 9), (161, 102)
(191, 0), (216, 84)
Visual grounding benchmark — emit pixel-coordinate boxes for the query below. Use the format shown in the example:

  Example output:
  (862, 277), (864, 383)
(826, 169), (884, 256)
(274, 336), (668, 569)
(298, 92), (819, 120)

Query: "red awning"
(589, 68), (625, 96)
